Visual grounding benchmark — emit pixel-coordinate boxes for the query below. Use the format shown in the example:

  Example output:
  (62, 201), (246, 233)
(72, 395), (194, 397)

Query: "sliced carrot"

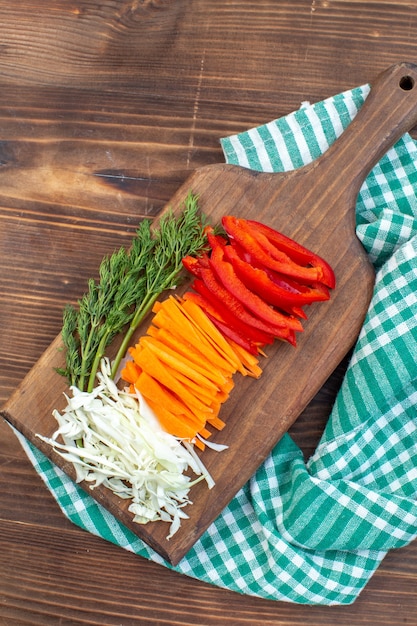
(207, 400), (222, 417)
(121, 293), (268, 451)
(174, 377), (218, 404)
(171, 377), (218, 411)
(152, 297), (208, 350)
(227, 339), (263, 379)
(213, 386), (233, 403)
(193, 438), (206, 451)
(152, 306), (220, 371)
(162, 387), (222, 423)
(146, 325), (230, 387)
(143, 355), (217, 405)
(179, 297), (246, 373)
(197, 426), (212, 439)
(129, 345), (213, 416)
(139, 335), (221, 392)
(135, 371), (200, 424)
(219, 376), (234, 393)
(145, 397), (199, 441)
(207, 414), (226, 430)
(120, 359), (142, 385)
(169, 295), (231, 354)
(152, 301), (163, 313)
(128, 341), (226, 433)
(155, 297), (237, 375)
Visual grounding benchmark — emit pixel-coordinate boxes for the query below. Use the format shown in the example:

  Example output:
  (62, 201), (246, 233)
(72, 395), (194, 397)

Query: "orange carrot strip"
(208, 400), (222, 416)
(176, 378), (217, 404)
(193, 438), (206, 451)
(139, 336), (221, 392)
(228, 340), (263, 379)
(198, 426), (212, 439)
(179, 297), (246, 374)
(120, 359), (142, 385)
(128, 295), (263, 446)
(160, 364), (227, 412)
(146, 325), (229, 387)
(136, 376), (208, 438)
(215, 377), (234, 395)
(145, 397), (199, 440)
(212, 389), (230, 405)
(151, 307), (216, 364)
(129, 345), (213, 416)
(153, 297), (208, 346)
(160, 365), (218, 422)
(157, 296), (238, 375)
(135, 371), (201, 424)
(144, 355), (215, 404)
(152, 301), (163, 313)
(206, 414), (226, 430)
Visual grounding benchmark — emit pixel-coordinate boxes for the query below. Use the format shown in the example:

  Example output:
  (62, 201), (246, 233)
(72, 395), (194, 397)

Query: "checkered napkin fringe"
(17, 84), (417, 605)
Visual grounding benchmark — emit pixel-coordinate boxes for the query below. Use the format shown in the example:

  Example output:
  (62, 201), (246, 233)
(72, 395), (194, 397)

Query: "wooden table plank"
(1, 0), (417, 622)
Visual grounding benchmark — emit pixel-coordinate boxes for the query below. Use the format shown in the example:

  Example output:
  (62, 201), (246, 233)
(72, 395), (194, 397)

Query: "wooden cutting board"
(2, 62), (417, 565)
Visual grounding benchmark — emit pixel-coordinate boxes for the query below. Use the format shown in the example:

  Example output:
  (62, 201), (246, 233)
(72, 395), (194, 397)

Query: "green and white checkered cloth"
(15, 83), (417, 605)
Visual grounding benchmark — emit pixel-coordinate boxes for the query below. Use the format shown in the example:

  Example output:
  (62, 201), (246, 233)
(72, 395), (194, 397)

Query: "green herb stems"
(59, 192), (208, 392)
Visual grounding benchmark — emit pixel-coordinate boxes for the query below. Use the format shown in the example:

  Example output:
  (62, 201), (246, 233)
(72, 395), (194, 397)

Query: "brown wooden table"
(1, 1), (417, 624)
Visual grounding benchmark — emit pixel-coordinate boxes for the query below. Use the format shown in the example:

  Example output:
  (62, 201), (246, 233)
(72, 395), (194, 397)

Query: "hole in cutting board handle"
(399, 75), (415, 90)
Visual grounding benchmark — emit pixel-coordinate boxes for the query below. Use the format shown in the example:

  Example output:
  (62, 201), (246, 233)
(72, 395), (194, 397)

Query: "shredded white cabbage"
(37, 358), (216, 539)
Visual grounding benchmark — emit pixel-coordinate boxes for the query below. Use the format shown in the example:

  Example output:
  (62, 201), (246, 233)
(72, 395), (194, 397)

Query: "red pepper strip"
(191, 279), (275, 345)
(209, 245), (304, 333)
(182, 252), (210, 277)
(224, 243), (306, 318)
(198, 265), (297, 340)
(206, 312), (273, 353)
(183, 291), (261, 354)
(204, 233), (305, 324)
(222, 215), (324, 285)
(205, 228), (228, 249)
(182, 230), (226, 277)
(246, 219), (336, 289)
(222, 243), (316, 314)
(231, 243), (330, 304)
(267, 269), (330, 301)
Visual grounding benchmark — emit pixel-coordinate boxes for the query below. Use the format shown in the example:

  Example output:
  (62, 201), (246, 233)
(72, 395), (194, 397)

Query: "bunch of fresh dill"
(59, 192), (209, 392)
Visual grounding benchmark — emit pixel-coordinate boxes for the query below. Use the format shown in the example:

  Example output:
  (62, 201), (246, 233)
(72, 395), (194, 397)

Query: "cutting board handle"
(319, 62), (417, 197)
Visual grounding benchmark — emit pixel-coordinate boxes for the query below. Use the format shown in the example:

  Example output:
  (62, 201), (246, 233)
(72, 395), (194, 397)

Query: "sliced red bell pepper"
(238, 245), (331, 303)
(205, 227), (228, 250)
(206, 313), (263, 354)
(182, 252), (210, 277)
(266, 268), (330, 301)
(222, 215), (332, 287)
(183, 291), (262, 354)
(198, 265), (298, 341)
(207, 310), (295, 350)
(222, 243), (327, 314)
(209, 244), (303, 333)
(190, 279), (275, 345)
(246, 218), (336, 289)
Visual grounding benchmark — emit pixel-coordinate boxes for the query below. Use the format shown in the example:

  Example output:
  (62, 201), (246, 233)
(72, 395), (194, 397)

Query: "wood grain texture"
(1, 0), (417, 622)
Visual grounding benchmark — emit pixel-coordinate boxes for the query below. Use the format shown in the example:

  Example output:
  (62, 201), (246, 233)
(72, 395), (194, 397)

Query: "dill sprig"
(59, 192), (209, 392)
